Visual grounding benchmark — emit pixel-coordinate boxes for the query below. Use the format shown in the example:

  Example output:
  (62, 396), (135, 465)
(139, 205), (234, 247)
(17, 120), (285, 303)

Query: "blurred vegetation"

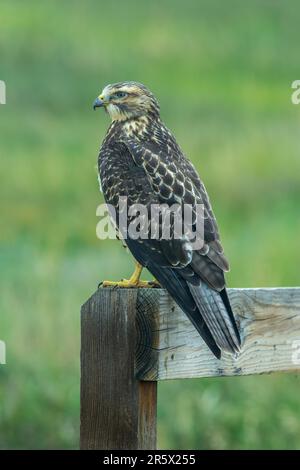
(1, 0), (300, 449)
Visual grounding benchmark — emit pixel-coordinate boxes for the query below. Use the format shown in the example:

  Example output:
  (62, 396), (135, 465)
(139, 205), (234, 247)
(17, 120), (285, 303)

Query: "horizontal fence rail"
(135, 287), (300, 380)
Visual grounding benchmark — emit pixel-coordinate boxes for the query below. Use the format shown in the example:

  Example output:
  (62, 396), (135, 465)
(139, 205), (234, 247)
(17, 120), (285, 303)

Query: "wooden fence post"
(80, 288), (157, 450)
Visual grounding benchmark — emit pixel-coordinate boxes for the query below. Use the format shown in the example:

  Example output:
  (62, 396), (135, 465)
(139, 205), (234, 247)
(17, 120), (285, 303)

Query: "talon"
(148, 279), (161, 288)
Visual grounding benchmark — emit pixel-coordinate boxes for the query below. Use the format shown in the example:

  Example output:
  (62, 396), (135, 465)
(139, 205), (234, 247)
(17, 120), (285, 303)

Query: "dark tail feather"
(124, 239), (224, 357)
(220, 287), (241, 345)
(146, 262), (222, 358)
(188, 281), (241, 355)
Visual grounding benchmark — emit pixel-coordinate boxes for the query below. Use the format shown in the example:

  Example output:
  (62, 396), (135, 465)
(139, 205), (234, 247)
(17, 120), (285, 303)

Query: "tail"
(144, 262), (223, 358)
(124, 239), (240, 358)
(188, 282), (241, 355)
(146, 261), (240, 358)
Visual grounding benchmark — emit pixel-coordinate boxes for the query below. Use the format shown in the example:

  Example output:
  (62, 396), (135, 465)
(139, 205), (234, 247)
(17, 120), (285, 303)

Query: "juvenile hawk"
(93, 81), (241, 358)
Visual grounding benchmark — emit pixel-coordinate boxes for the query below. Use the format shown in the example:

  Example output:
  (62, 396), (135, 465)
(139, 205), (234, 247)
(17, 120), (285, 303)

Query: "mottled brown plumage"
(94, 81), (241, 358)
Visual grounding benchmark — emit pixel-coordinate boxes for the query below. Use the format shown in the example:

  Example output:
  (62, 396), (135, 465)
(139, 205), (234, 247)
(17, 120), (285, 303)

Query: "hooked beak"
(93, 95), (106, 110)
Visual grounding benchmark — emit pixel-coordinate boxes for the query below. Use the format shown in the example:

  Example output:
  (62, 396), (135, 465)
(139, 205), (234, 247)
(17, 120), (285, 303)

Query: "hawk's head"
(93, 81), (160, 121)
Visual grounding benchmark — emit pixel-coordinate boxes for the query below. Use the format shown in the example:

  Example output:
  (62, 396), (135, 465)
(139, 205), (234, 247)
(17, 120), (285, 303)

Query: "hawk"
(93, 81), (241, 358)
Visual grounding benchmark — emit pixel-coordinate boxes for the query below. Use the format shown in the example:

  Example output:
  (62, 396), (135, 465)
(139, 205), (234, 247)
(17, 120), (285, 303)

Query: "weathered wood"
(135, 287), (300, 380)
(80, 288), (157, 450)
(80, 286), (300, 449)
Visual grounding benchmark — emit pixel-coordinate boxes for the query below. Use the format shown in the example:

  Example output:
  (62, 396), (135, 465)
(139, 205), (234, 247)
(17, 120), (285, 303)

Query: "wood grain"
(136, 287), (300, 380)
(80, 288), (157, 449)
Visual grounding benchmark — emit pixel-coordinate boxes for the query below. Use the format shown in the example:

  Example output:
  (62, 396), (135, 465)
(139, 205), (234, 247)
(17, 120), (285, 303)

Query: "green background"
(1, 0), (300, 449)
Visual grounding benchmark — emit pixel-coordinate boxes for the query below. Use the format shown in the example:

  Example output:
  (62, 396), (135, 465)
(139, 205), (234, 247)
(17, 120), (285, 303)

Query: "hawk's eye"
(113, 91), (127, 99)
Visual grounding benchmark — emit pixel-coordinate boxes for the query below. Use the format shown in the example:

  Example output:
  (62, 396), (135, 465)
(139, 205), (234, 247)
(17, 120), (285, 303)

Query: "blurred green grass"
(1, 0), (300, 449)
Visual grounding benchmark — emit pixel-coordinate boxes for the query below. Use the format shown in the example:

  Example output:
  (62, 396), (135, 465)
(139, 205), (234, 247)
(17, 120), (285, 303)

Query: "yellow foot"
(99, 262), (161, 289)
(100, 279), (156, 288)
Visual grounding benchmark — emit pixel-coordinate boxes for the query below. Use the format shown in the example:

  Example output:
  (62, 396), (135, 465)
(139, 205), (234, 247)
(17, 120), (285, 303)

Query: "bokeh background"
(1, 0), (300, 449)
